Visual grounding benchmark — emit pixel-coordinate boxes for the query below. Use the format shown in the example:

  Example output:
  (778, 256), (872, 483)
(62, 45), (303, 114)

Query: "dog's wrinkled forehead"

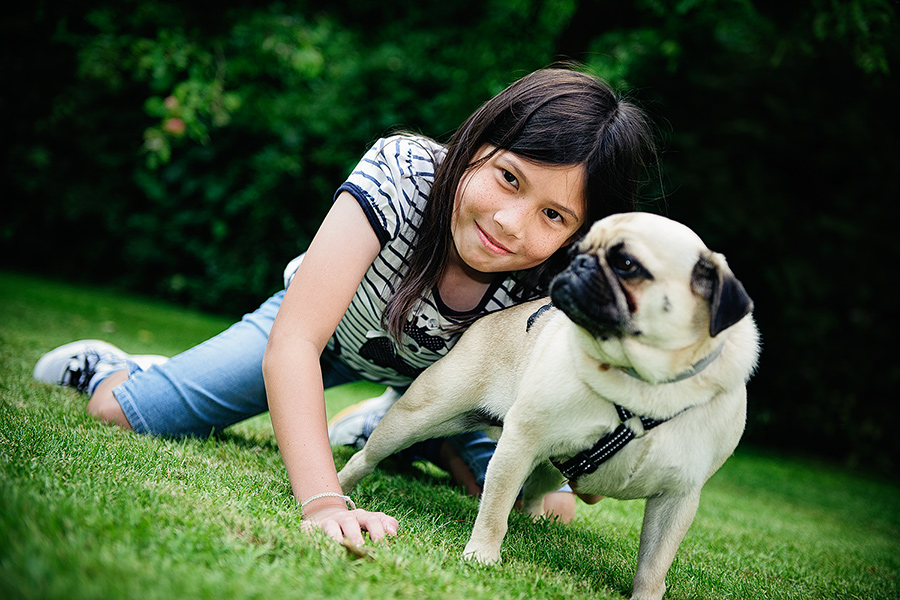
(575, 213), (708, 274)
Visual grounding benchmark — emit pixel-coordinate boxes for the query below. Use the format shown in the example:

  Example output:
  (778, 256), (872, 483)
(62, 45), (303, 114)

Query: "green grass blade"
(2, 271), (898, 599)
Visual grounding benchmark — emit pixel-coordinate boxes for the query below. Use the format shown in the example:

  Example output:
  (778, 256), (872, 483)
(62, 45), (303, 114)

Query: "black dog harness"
(525, 302), (720, 481)
(550, 405), (668, 480)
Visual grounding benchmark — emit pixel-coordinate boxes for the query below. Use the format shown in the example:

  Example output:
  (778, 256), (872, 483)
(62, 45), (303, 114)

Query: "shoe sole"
(327, 388), (401, 428)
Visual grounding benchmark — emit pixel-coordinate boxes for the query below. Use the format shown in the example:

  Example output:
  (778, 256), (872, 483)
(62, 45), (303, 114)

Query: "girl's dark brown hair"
(383, 66), (658, 340)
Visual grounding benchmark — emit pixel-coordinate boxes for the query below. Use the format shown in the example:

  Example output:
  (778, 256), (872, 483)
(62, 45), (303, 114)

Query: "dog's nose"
(571, 254), (599, 272)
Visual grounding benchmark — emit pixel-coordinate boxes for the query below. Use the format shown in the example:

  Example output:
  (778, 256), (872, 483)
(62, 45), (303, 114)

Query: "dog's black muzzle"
(550, 254), (629, 340)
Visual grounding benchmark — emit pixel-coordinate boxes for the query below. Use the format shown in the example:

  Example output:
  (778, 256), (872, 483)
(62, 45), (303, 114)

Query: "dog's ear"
(691, 253), (754, 337)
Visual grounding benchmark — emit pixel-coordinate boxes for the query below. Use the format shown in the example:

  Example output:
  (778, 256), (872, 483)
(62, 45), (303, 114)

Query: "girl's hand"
(301, 502), (399, 545)
(264, 192), (389, 549)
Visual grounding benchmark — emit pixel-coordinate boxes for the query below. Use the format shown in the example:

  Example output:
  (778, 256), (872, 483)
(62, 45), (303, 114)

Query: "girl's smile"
(450, 144), (586, 281)
(475, 222), (513, 255)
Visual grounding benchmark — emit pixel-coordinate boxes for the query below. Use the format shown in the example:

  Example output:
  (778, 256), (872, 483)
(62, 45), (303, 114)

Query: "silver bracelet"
(300, 492), (357, 511)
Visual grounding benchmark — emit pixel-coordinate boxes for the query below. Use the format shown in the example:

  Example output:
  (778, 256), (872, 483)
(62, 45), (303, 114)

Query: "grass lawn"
(1, 270), (898, 599)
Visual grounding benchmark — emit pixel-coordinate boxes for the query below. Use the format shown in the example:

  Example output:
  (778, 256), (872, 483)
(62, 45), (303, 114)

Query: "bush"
(3, 0), (898, 472)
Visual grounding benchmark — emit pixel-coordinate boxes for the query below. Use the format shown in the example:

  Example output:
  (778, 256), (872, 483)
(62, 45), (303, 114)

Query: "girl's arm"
(263, 192), (397, 545)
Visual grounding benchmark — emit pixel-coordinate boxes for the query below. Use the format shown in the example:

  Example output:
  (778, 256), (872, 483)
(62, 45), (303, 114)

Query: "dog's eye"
(611, 254), (636, 274)
(609, 250), (638, 275)
(608, 246), (650, 279)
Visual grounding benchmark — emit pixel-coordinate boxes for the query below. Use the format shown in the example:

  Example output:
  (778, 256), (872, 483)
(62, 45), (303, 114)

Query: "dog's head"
(549, 213), (753, 382)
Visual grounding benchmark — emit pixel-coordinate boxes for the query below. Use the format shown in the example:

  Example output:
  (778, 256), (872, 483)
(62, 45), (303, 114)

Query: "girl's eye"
(544, 208), (563, 222)
(502, 169), (519, 188)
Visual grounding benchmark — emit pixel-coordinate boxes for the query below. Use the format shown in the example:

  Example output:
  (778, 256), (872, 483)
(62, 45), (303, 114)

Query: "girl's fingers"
(344, 510), (399, 544)
(355, 509), (399, 542)
(338, 515), (366, 546)
(302, 507), (398, 546)
(323, 519), (349, 544)
(362, 515), (386, 542)
(375, 512), (399, 537)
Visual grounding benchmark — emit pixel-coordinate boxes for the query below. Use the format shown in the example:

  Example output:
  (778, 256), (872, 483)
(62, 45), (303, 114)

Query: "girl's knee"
(542, 491), (577, 523)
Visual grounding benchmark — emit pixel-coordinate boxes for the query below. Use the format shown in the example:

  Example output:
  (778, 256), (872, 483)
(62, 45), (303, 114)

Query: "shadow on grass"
(329, 444), (638, 599)
(213, 428), (280, 452)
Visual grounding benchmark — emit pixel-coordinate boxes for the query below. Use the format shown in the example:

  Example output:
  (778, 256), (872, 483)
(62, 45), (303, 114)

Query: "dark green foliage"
(590, 0), (900, 475)
(2, 0), (898, 471)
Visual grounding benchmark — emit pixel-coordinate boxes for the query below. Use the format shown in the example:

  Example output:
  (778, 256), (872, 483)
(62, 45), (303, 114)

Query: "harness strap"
(550, 405), (668, 480)
(526, 302), (554, 332)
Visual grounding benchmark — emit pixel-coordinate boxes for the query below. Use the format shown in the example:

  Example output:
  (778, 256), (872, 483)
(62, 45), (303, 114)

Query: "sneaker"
(327, 387), (402, 448)
(33, 339), (167, 395)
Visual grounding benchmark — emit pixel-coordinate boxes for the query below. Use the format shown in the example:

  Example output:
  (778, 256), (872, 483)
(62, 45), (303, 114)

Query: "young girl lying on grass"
(34, 65), (657, 545)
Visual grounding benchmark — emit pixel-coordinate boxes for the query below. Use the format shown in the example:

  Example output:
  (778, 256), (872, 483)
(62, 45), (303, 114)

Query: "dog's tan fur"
(338, 213), (760, 599)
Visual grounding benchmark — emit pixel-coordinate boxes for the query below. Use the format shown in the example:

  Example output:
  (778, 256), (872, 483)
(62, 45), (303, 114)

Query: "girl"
(34, 66), (657, 546)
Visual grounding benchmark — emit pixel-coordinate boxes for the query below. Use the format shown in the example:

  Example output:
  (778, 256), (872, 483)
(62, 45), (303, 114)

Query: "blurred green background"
(2, 0), (897, 475)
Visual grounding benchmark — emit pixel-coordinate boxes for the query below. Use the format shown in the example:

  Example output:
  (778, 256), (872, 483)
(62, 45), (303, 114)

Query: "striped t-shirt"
(284, 135), (538, 387)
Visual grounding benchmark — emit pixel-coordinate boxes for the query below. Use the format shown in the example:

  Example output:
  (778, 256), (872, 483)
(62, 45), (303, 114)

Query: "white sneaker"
(327, 387), (402, 448)
(33, 339), (167, 394)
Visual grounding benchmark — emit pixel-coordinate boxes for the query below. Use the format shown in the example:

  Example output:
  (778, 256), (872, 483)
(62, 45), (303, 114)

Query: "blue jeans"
(112, 290), (357, 435)
(110, 289), (504, 485)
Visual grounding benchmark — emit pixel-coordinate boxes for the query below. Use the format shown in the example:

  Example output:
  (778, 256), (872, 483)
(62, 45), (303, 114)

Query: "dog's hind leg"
(630, 491), (701, 600)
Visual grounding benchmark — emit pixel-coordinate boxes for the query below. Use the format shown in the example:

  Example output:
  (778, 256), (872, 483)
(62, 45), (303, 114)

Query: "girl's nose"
(493, 205), (526, 239)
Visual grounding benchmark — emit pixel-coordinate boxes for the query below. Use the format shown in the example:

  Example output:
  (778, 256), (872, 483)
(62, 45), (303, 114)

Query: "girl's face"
(450, 144), (586, 278)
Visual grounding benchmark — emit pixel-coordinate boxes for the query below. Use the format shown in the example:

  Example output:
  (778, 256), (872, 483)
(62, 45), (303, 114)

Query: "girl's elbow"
(261, 342), (277, 381)
(261, 334), (288, 379)
(262, 334), (320, 379)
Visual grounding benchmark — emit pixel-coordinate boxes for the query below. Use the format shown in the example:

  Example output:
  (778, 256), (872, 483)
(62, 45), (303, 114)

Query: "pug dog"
(338, 212), (760, 600)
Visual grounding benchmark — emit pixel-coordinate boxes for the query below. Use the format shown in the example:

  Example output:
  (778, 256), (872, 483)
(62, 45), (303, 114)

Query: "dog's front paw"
(631, 578), (666, 600)
(463, 541), (502, 565)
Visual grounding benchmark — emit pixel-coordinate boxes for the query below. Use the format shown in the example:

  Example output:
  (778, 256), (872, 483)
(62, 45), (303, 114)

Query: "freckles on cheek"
(530, 233), (560, 262)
